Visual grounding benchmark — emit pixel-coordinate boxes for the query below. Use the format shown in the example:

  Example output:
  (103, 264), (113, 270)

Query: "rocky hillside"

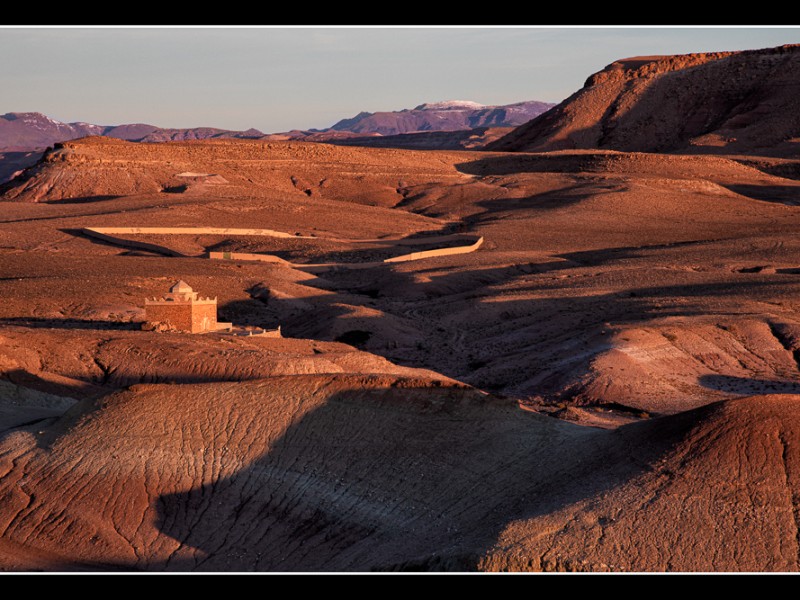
(0, 136), (473, 204)
(489, 44), (800, 156)
(4, 135), (800, 569)
(2, 367), (800, 570)
(329, 100), (555, 136)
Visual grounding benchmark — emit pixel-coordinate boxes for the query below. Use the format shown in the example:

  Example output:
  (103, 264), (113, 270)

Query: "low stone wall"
(82, 226), (485, 272)
(384, 236), (484, 263)
(209, 236), (484, 272)
(83, 226), (479, 246)
(208, 251), (291, 265)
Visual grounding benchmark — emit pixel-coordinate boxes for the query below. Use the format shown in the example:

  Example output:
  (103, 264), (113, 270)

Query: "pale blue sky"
(1, 27), (798, 132)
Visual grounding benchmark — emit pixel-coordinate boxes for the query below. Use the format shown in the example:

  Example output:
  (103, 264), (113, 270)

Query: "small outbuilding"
(144, 280), (231, 333)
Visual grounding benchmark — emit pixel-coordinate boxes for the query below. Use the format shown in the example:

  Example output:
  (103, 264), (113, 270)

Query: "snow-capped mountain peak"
(414, 100), (487, 111)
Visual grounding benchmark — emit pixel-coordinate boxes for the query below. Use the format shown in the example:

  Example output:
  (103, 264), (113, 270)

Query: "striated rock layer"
(1, 375), (799, 571)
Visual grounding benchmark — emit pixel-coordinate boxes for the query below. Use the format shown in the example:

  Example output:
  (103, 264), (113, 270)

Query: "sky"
(1, 27), (798, 133)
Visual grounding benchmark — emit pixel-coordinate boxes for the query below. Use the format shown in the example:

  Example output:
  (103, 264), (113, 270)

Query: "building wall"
(191, 303), (217, 333)
(145, 303), (194, 332)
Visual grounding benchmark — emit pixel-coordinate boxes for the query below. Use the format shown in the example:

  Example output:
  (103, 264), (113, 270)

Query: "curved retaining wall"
(384, 236), (484, 263)
(81, 229), (187, 257)
(81, 226), (484, 272)
(208, 236), (483, 272)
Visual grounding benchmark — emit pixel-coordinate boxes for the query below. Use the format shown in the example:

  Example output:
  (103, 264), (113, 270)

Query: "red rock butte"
(489, 44), (800, 157)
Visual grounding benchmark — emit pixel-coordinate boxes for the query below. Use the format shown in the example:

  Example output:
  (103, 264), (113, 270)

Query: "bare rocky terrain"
(2, 45), (800, 571)
(490, 45), (800, 156)
(2, 136), (800, 571)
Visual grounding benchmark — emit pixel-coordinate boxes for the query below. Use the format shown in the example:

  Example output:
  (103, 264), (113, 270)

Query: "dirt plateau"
(2, 62), (800, 570)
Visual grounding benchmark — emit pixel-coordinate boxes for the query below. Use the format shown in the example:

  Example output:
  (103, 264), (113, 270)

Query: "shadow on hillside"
(61, 228), (184, 258)
(225, 291), (371, 349)
(0, 317), (141, 331)
(0, 150), (43, 185)
(218, 297), (287, 329)
(47, 195), (120, 204)
(730, 157), (800, 181)
(699, 374), (800, 395)
(259, 243), (800, 400)
(1, 368), (102, 404)
(722, 183), (800, 205)
(149, 383), (700, 571)
(462, 182), (622, 227)
(454, 152), (614, 177)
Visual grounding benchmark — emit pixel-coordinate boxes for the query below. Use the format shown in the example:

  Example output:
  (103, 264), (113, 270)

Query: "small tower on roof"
(144, 280), (230, 333)
(168, 280), (197, 301)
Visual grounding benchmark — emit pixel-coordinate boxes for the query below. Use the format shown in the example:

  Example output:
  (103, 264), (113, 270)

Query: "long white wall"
(84, 226), (480, 246)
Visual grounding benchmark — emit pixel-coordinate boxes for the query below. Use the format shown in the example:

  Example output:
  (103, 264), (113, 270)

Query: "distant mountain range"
(0, 100), (554, 153)
(0, 112), (265, 152)
(0, 100), (555, 182)
(326, 100), (555, 136)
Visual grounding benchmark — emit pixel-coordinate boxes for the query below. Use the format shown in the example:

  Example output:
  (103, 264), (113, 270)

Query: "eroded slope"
(490, 45), (800, 156)
(1, 376), (799, 571)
